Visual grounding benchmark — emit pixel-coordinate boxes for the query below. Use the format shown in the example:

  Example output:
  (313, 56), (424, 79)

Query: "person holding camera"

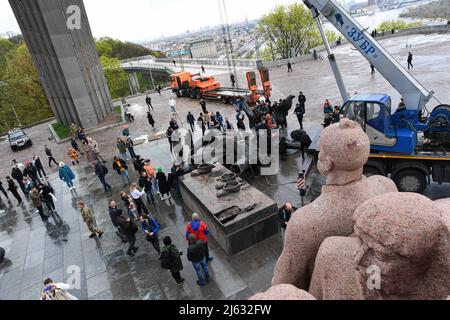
(140, 214), (161, 255)
(116, 209), (139, 256)
(40, 278), (77, 300)
(278, 202), (297, 240)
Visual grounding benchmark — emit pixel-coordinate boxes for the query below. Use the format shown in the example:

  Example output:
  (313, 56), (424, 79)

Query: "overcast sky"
(0, 0), (306, 42)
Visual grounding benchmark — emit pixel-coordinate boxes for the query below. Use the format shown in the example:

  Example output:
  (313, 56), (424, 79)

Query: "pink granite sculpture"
(309, 192), (450, 300)
(250, 284), (316, 300)
(435, 198), (450, 232)
(272, 119), (398, 290)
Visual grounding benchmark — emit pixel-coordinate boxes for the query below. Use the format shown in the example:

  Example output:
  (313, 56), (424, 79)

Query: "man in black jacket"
(108, 201), (120, 228)
(295, 92), (306, 130)
(187, 234), (210, 286)
(32, 155), (47, 179)
(170, 164), (184, 198)
(11, 164), (27, 195)
(44, 145), (58, 167)
(169, 118), (179, 131)
(71, 137), (84, 155)
(187, 112), (196, 131)
(145, 95), (153, 111)
(138, 171), (155, 204)
(200, 99), (207, 113)
(117, 211), (139, 256)
(133, 155), (145, 174)
(93, 160), (111, 192)
(166, 127), (174, 152)
(407, 52), (413, 70)
(108, 202), (127, 243)
(6, 176), (22, 205)
(23, 161), (39, 186)
(298, 92), (306, 106)
(278, 202), (297, 240)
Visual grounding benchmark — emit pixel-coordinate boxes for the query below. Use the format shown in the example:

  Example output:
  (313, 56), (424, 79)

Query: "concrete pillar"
(127, 73), (134, 96)
(146, 70), (155, 90)
(129, 72), (140, 94)
(9, 0), (113, 129)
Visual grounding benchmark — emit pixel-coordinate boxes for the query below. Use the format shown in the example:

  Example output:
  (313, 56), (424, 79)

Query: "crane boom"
(304, 0), (432, 111)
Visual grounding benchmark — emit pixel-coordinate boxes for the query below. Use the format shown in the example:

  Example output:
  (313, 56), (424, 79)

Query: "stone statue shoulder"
(250, 284), (316, 300)
(309, 236), (363, 300)
(366, 175), (398, 196)
(433, 198), (450, 234)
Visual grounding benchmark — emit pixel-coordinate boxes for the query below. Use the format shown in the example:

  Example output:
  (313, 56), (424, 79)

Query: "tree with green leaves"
(0, 44), (52, 132)
(96, 40), (113, 57)
(95, 37), (166, 60)
(0, 38), (16, 79)
(376, 20), (423, 32)
(257, 3), (337, 60)
(100, 55), (130, 99)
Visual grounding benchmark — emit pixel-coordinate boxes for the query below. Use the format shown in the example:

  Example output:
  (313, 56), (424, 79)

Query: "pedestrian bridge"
(120, 55), (261, 94)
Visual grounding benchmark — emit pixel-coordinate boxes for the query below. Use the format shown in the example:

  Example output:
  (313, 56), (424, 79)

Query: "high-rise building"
(187, 38), (218, 59)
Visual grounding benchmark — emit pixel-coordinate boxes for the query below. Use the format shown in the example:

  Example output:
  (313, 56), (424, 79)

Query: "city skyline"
(0, 0), (305, 42)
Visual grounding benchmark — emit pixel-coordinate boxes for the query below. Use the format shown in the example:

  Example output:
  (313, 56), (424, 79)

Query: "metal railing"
(154, 57), (262, 68)
(121, 55), (262, 69)
(121, 61), (173, 74)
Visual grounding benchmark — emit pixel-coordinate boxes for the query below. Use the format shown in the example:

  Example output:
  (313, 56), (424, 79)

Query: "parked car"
(8, 128), (32, 151)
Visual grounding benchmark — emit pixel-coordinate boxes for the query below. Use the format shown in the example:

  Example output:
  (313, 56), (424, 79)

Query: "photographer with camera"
(40, 278), (77, 300)
(278, 203), (298, 241)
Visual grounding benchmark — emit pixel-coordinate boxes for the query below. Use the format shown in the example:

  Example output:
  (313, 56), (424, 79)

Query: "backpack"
(160, 247), (173, 270)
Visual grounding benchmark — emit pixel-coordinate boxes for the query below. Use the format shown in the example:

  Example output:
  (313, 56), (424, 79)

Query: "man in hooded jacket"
(185, 213), (213, 262)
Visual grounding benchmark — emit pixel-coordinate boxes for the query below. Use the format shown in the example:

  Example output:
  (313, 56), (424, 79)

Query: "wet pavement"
(0, 137), (286, 300)
(0, 33), (449, 300)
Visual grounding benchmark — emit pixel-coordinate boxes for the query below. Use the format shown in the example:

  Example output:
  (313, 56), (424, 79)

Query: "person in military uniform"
(77, 201), (103, 239)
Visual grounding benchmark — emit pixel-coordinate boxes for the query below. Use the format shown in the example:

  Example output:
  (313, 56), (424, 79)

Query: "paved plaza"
(0, 33), (449, 300)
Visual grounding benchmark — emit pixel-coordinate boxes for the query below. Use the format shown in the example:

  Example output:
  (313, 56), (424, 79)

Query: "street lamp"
(179, 50), (185, 71)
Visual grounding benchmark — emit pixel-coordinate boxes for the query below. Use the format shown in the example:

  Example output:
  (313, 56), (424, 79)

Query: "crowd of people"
(164, 92), (309, 140)
(322, 98), (341, 128)
(0, 153), (66, 214)
(0, 86), (320, 299)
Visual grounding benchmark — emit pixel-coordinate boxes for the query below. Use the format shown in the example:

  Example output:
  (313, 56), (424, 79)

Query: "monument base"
(180, 164), (278, 255)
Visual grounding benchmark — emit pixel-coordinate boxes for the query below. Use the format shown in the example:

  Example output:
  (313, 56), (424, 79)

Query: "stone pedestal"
(180, 164), (278, 255)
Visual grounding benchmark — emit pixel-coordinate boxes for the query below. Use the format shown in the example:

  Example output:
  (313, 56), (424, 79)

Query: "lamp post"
(0, 81), (23, 127)
(8, 101), (22, 127)
(179, 50), (185, 71)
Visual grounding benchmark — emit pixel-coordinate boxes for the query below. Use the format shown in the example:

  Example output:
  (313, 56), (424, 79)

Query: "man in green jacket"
(77, 201), (103, 239)
(117, 138), (128, 161)
(161, 236), (184, 285)
(30, 186), (48, 222)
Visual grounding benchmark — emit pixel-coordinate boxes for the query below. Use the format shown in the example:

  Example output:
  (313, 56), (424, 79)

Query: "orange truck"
(170, 68), (271, 105)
